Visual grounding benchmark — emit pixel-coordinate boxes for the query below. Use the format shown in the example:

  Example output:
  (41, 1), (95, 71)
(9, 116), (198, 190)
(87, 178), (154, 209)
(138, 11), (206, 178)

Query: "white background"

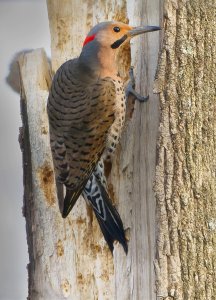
(0, 1), (50, 299)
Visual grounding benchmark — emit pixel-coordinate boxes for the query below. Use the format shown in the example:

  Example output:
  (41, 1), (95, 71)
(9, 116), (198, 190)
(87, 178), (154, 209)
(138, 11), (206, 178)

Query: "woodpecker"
(47, 21), (160, 253)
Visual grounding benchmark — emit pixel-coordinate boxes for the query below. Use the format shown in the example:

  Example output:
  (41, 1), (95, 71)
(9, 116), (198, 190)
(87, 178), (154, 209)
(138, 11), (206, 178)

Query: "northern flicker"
(47, 21), (160, 253)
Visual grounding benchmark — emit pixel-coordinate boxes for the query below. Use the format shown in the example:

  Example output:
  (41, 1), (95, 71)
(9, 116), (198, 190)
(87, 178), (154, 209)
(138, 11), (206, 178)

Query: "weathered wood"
(112, 1), (161, 299)
(19, 49), (115, 299)
(19, 0), (161, 299)
(154, 1), (216, 299)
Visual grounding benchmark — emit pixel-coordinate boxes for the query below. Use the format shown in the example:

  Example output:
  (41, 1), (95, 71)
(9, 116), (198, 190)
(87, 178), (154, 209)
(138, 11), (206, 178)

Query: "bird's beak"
(128, 26), (161, 37)
(111, 25), (160, 49)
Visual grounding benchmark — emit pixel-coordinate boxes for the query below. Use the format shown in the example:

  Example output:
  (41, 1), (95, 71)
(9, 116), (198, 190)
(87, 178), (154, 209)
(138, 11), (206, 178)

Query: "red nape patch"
(83, 34), (96, 47)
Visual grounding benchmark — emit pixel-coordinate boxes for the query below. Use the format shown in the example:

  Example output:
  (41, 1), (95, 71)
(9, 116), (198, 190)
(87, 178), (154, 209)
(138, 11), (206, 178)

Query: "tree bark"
(154, 1), (216, 299)
(19, 0), (160, 299)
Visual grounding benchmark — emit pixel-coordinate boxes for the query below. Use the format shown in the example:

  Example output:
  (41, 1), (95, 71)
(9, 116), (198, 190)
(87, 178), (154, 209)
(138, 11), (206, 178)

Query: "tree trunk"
(154, 1), (216, 299)
(19, 0), (216, 299)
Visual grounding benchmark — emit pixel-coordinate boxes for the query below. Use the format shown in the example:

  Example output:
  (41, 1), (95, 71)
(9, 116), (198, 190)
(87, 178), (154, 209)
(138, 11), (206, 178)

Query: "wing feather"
(47, 59), (116, 214)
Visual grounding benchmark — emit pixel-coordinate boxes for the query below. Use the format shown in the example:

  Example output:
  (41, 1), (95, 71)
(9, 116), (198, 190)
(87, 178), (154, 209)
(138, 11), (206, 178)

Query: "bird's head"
(80, 21), (160, 77)
(83, 21), (160, 49)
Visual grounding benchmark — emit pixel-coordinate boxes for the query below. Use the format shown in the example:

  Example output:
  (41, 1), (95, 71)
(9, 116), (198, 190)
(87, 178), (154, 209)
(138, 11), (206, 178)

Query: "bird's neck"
(79, 43), (118, 78)
(97, 46), (118, 77)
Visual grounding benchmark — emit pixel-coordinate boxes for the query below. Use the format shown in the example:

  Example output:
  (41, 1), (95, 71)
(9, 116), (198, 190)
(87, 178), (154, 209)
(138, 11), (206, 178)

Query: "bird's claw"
(126, 67), (149, 103)
(127, 86), (149, 102)
(129, 67), (136, 88)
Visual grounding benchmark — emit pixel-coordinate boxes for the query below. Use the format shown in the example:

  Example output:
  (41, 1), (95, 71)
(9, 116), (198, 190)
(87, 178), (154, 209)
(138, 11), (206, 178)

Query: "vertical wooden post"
(112, 1), (161, 299)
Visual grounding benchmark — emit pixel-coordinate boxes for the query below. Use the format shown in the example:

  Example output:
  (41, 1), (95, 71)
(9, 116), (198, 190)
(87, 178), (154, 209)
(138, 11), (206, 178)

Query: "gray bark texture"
(154, 0), (216, 299)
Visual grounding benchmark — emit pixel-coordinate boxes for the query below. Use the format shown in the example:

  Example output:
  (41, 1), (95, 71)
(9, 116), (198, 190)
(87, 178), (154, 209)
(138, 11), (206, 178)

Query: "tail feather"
(62, 188), (81, 218)
(83, 174), (128, 253)
(61, 180), (88, 218)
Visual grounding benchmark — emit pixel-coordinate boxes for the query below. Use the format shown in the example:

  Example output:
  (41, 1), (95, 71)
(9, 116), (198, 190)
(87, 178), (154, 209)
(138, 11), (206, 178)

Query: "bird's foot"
(126, 67), (149, 102)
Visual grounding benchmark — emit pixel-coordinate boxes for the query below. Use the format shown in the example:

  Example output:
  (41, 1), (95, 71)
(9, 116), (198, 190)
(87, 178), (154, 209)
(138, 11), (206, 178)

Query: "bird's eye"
(113, 26), (120, 33)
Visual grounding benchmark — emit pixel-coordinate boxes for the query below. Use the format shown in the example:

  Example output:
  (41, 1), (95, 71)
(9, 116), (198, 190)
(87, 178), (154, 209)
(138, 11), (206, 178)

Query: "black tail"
(83, 174), (128, 254)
